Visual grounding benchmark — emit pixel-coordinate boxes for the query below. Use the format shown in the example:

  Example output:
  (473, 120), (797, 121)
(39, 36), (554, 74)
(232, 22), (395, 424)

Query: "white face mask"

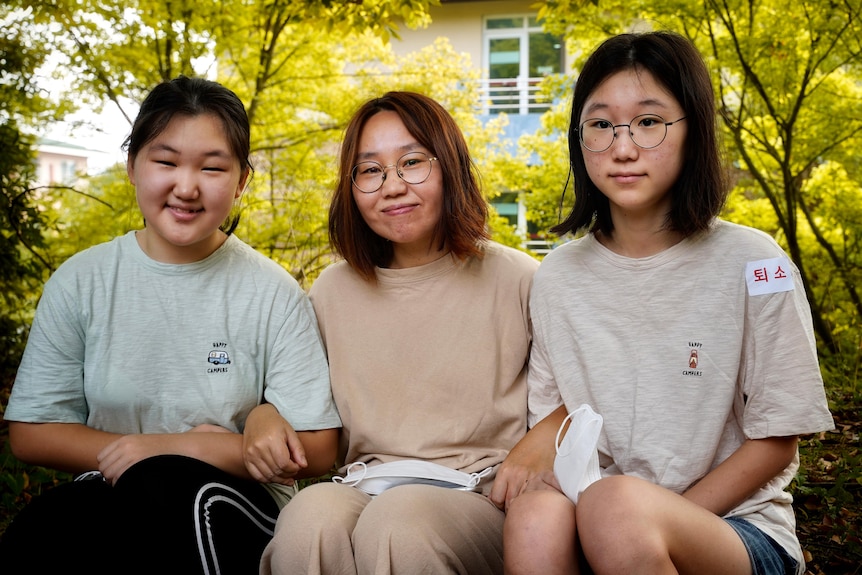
(332, 460), (493, 496)
(553, 404), (603, 504)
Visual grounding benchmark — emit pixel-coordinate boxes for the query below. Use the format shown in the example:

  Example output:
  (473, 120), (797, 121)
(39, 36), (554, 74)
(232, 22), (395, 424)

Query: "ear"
(126, 154), (136, 185)
(235, 168), (250, 199)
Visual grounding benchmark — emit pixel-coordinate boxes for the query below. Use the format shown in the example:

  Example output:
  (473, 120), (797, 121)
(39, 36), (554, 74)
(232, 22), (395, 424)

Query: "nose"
(610, 125), (638, 157)
(379, 164), (407, 196)
(173, 168), (200, 199)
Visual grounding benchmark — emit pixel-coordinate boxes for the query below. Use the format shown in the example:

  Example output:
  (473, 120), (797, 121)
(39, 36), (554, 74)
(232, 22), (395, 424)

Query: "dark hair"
(553, 31), (726, 238)
(330, 91), (489, 281)
(123, 76), (253, 235)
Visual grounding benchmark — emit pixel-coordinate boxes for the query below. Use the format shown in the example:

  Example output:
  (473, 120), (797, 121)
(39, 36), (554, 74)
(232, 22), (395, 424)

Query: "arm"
(683, 435), (798, 516)
(9, 421), (121, 474)
(490, 404), (568, 510)
(9, 421), (259, 485)
(243, 403), (339, 485)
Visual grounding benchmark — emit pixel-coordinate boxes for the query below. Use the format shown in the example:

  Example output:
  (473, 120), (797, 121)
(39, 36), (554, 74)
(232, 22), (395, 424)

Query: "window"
(483, 15), (562, 114)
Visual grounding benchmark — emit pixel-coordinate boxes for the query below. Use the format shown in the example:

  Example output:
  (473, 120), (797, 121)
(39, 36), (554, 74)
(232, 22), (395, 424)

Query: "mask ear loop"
(555, 411), (576, 455)
(466, 466), (495, 490)
(332, 461), (368, 486)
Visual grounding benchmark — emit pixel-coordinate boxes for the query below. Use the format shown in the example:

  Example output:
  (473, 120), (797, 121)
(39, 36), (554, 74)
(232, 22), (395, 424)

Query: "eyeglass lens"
(351, 152), (435, 193)
(579, 114), (676, 152)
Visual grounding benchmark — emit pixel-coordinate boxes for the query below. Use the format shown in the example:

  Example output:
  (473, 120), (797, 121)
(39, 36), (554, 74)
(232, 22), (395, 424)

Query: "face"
(580, 68), (687, 226)
(352, 110), (445, 268)
(127, 113), (247, 264)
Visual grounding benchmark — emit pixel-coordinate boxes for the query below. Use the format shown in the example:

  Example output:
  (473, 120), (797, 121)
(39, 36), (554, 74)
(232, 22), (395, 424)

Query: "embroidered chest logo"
(683, 342), (703, 377)
(207, 343), (231, 373)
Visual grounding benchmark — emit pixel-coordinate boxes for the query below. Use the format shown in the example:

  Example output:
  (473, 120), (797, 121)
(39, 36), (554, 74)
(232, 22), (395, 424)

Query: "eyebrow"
(356, 142), (424, 161)
(148, 143), (232, 159)
(583, 98), (670, 117)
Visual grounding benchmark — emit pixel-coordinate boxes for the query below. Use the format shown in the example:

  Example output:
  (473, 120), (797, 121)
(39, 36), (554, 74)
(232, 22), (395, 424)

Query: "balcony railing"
(477, 77), (550, 115)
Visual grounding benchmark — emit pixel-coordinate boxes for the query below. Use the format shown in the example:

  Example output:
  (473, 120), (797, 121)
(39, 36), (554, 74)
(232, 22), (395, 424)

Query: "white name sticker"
(746, 257), (794, 296)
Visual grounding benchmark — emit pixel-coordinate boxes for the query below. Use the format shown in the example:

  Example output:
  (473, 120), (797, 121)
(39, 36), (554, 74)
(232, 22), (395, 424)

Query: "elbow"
(777, 435), (800, 468)
(299, 428), (340, 478)
(8, 422), (41, 464)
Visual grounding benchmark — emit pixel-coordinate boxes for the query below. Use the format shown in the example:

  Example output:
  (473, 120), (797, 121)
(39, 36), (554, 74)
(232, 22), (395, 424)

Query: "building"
(34, 138), (90, 188)
(391, 0), (571, 253)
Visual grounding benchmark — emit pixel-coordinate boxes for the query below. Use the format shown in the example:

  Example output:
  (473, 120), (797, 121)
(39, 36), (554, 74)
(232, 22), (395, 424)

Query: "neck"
(389, 243), (450, 269)
(596, 226), (683, 258)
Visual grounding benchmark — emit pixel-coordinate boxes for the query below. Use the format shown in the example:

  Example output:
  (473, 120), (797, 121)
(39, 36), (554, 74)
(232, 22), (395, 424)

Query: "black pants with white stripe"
(0, 454), (280, 574)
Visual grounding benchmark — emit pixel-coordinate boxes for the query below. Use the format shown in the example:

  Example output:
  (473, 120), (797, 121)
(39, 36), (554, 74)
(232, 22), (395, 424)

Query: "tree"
(0, 6), (69, 382)
(531, 0), (862, 358)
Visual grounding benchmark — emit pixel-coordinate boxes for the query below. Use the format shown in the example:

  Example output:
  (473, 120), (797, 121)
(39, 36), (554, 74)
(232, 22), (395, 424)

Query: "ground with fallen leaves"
(794, 396), (862, 575)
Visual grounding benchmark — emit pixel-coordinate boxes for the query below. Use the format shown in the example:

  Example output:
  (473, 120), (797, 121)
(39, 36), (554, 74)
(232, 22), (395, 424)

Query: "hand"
(489, 405), (568, 511)
(243, 404), (308, 486)
(97, 434), (171, 485)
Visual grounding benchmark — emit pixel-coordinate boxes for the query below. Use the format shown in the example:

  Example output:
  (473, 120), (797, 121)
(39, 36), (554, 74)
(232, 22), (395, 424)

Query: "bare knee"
(577, 476), (673, 574)
(504, 490), (578, 575)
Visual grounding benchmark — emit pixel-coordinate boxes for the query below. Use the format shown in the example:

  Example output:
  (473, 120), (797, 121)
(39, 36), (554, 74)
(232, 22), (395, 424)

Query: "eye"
(637, 115), (663, 128)
(357, 162), (382, 175)
(585, 119), (612, 130)
(156, 160), (176, 167)
(202, 166), (226, 172)
(400, 157), (421, 168)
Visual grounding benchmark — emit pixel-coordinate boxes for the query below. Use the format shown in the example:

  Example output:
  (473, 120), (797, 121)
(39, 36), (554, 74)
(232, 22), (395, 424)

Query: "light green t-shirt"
(7, 231), (340, 438)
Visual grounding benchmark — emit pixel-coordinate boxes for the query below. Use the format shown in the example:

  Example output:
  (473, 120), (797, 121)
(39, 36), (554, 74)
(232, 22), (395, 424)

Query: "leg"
(353, 484), (505, 575)
(576, 475), (752, 575)
(116, 454), (280, 575)
(503, 488), (580, 575)
(260, 482), (370, 575)
(0, 476), (122, 574)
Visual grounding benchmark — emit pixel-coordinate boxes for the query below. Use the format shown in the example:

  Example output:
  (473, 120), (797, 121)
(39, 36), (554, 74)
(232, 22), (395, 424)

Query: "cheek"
(583, 155), (602, 179)
(352, 190), (376, 223)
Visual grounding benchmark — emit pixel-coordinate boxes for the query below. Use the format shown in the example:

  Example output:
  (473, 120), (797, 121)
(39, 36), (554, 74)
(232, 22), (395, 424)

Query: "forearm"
(683, 435), (798, 516)
(9, 421), (122, 474)
(171, 431), (252, 479)
(10, 421), (255, 480)
(510, 404), (569, 470)
(294, 428), (339, 478)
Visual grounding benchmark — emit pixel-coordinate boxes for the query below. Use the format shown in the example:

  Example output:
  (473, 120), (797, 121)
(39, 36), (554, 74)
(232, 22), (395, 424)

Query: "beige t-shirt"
(528, 220), (834, 573)
(309, 242), (539, 492)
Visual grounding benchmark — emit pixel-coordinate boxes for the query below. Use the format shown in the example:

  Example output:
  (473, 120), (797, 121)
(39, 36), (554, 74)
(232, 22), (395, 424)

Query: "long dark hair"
(553, 31), (726, 238)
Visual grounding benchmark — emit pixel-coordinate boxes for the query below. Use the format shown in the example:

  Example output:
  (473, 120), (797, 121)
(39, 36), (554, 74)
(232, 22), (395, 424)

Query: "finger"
(283, 433), (308, 468)
(488, 482), (506, 509)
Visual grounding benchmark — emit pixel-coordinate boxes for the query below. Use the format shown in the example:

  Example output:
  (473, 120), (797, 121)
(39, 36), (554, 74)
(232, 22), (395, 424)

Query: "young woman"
(494, 32), (833, 575)
(245, 91), (539, 574)
(0, 76), (341, 574)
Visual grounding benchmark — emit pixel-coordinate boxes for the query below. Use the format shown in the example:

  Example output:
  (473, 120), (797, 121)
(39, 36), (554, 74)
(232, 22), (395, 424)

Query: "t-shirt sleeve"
(5, 274), (89, 424)
(740, 259), (834, 438)
(526, 312), (564, 429)
(262, 288), (341, 431)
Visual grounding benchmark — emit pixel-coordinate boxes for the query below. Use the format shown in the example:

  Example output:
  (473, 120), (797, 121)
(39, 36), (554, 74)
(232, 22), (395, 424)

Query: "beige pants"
(260, 482), (505, 575)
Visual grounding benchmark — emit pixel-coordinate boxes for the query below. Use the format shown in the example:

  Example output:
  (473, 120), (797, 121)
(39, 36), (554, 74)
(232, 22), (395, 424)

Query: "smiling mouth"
(168, 205), (203, 214)
(382, 204), (417, 214)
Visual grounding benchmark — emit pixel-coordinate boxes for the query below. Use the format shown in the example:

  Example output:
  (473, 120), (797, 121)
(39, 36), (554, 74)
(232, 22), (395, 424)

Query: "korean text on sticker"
(746, 256), (794, 296)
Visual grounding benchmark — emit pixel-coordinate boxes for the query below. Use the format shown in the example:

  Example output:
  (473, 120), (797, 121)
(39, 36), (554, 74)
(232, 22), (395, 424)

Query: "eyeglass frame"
(350, 152), (439, 194)
(576, 114), (687, 153)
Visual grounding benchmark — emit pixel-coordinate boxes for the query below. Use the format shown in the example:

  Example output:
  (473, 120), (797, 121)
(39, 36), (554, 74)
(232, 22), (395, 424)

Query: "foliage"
(528, 0), (862, 370)
(0, 1), (861, 570)
(0, 12), (58, 383)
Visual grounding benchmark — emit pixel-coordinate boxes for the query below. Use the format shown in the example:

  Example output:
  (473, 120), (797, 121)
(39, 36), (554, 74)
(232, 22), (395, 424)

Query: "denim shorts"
(725, 517), (799, 575)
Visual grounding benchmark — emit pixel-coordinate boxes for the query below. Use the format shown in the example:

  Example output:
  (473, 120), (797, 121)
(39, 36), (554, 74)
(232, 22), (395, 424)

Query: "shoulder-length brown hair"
(329, 91), (489, 281)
